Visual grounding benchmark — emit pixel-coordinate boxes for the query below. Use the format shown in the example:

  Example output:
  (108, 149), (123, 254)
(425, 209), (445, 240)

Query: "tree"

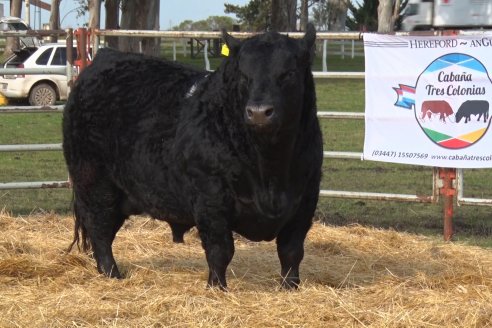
(329, 0), (349, 31)
(379, 0), (408, 32)
(49, 0), (61, 42)
(87, 0), (101, 29)
(105, 0), (120, 48)
(224, 0), (271, 31)
(300, 0), (324, 31)
(5, 0), (23, 55)
(312, 0), (349, 31)
(347, 0), (408, 32)
(300, 0), (309, 31)
(346, 0), (379, 31)
(173, 16), (236, 32)
(10, 0), (22, 18)
(271, 0), (297, 31)
(119, 0), (160, 56)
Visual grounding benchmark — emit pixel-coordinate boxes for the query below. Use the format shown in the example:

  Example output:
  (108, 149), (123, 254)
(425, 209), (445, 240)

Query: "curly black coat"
(63, 24), (322, 289)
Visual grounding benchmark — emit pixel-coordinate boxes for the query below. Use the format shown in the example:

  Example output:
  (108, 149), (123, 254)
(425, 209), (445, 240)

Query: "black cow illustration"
(455, 100), (489, 123)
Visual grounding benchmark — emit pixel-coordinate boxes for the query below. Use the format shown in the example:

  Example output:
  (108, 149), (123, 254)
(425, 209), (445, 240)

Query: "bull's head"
(222, 25), (317, 134)
(455, 109), (465, 123)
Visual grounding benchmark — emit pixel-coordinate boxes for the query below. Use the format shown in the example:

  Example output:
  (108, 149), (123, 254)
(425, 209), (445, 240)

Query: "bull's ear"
(222, 29), (241, 56)
(301, 23), (316, 63)
(303, 23), (316, 49)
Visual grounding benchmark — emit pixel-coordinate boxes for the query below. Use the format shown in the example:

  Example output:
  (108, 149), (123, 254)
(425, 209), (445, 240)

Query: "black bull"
(62, 25), (323, 289)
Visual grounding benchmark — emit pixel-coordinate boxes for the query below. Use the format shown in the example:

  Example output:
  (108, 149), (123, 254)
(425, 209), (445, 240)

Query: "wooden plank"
(29, 0), (51, 11)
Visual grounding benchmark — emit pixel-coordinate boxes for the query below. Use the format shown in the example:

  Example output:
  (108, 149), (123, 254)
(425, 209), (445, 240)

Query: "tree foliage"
(346, 0), (378, 31)
(346, 0), (409, 32)
(172, 16), (236, 31)
(224, 0), (271, 31)
(312, 0), (349, 31)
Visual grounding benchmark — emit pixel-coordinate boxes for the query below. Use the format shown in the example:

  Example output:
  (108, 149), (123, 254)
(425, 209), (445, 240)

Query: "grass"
(1, 49), (492, 247)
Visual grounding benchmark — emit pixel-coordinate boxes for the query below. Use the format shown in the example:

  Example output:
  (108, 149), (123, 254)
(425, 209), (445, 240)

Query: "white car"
(0, 43), (76, 106)
(0, 16), (40, 48)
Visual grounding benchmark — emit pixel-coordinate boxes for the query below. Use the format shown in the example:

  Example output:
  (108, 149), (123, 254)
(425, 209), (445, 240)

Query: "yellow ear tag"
(221, 44), (230, 57)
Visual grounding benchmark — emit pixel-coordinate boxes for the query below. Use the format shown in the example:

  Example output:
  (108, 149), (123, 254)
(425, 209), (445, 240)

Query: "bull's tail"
(67, 193), (91, 253)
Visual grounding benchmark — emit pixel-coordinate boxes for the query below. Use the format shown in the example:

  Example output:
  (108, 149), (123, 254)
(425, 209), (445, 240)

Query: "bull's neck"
(252, 131), (298, 186)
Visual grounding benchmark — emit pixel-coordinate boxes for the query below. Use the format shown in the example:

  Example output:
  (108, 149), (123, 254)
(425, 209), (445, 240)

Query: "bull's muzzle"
(245, 104), (275, 126)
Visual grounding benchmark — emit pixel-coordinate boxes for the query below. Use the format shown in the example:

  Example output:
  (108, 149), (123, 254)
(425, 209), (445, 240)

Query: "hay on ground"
(0, 211), (491, 327)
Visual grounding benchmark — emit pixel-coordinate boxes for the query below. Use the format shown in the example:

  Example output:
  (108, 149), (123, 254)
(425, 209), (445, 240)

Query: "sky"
(1, 0), (249, 30)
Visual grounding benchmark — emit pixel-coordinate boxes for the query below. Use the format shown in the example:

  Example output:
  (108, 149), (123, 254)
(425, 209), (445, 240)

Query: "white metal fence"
(0, 28), (490, 226)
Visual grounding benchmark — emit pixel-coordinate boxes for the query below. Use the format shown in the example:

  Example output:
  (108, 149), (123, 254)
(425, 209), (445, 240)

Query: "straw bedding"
(0, 211), (491, 327)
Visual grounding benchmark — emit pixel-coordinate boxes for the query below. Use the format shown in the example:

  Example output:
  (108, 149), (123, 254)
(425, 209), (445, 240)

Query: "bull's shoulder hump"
(90, 48), (207, 75)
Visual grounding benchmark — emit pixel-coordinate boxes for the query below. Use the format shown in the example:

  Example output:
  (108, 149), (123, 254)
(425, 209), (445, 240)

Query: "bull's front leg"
(276, 223), (310, 289)
(196, 212), (235, 290)
(276, 194), (316, 289)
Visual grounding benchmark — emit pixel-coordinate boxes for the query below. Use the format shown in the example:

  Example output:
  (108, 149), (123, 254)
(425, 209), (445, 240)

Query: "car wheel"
(29, 83), (57, 106)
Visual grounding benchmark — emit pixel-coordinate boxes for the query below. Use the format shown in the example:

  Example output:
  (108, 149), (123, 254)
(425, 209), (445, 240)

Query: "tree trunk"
(328, 0), (348, 31)
(49, 0), (61, 43)
(300, 0), (308, 31)
(105, 0), (120, 49)
(377, 0), (394, 33)
(119, 0), (160, 56)
(5, 0), (23, 55)
(10, 0), (22, 17)
(88, 0), (101, 29)
(271, 0), (297, 32)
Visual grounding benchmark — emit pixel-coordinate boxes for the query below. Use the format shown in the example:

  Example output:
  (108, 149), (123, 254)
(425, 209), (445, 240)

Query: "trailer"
(401, 0), (492, 31)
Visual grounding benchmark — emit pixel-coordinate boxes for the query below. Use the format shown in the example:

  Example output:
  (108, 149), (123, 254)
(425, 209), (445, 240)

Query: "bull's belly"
(232, 206), (294, 242)
(231, 192), (301, 241)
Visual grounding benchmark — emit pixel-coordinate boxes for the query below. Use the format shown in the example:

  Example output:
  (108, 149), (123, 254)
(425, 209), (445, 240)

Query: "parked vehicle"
(0, 16), (40, 48)
(401, 0), (492, 31)
(0, 43), (77, 106)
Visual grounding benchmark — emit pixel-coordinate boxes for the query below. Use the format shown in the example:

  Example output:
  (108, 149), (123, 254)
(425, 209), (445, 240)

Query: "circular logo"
(414, 53), (492, 149)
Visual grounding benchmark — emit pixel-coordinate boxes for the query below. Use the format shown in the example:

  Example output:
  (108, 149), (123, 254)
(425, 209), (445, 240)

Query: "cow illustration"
(455, 100), (489, 123)
(420, 100), (453, 122)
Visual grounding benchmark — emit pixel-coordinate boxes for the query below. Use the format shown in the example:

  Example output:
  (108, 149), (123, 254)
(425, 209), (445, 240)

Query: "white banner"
(363, 33), (492, 168)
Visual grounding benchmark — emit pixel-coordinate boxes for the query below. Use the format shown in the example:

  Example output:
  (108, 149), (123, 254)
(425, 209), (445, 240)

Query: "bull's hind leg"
(168, 222), (193, 243)
(72, 174), (127, 278)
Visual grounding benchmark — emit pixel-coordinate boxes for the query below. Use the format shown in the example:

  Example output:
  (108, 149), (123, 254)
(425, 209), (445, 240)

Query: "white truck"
(401, 0), (492, 31)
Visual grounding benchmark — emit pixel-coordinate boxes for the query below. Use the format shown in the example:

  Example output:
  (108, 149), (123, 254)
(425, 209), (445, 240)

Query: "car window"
(7, 22), (29, 30)
(51, 47), (66, 65)
(5, 48), (36, 68)
(36, 48), (53, 65)
(51, 47), (78, 65)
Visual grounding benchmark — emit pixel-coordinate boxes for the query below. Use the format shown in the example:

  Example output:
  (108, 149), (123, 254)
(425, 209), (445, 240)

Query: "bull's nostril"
(264, 108), (274, 118)
(246, 108), (254, 118)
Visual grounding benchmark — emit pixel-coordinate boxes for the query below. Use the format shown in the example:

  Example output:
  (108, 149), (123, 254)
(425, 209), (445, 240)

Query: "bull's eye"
(278, 70), (297, 85)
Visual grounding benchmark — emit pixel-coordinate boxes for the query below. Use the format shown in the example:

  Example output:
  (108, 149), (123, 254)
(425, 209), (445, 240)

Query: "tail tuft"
(67, 194), (91, 253)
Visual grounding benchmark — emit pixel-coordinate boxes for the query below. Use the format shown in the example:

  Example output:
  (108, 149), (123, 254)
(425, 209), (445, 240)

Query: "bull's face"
(223, 25), (316, 135)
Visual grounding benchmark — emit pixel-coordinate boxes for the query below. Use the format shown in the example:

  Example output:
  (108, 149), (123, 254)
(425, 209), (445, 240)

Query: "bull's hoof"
(281, 277), (300, 289)
(97, 265), (122, 279)
(172, 236), (185, 244)
(206, 282), (228, 292)
(207, 272), (228, 291)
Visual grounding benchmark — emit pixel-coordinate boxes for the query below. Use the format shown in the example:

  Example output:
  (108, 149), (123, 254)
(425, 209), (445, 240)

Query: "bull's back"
(63, 48), (206, 163)
(458, 100), (489, 113)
